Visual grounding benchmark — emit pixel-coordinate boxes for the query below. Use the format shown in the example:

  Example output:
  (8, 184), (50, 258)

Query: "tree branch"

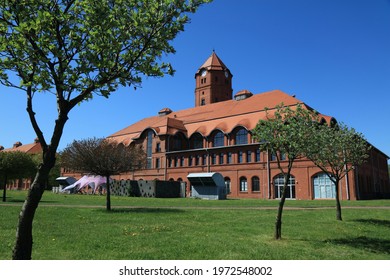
(26, 86), (48, 152)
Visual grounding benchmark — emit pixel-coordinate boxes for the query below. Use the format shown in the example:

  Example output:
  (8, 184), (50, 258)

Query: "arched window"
(224, 177), (231, 194)
(213, 131), (224, 147)
(235, 128), (248, 145)
(313, 173), (336, 199)
(239, 177), (248, 192)
(191, 133), (203, 149)
(146, 130), (154, 169)
(171, 133), (188, 151)
(172, 134), (182, 151)
(252, 176), (260, 192)
(273, 174), (295, 199)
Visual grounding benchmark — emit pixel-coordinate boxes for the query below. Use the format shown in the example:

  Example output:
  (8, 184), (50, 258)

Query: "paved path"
(1, 203), (390, 210)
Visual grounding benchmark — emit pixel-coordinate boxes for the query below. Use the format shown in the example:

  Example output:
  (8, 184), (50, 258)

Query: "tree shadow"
(325, 236), (390, 255)
(354, 218), (390, 228)
(6, 198), (25, 203)
(97, 207), (185, 214)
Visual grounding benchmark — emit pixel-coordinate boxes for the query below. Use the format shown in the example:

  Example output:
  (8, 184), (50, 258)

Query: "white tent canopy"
(61, 175), (111, 193)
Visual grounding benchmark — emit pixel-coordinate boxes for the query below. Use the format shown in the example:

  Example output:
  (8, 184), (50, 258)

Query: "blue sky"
(0, 0), (389, 159)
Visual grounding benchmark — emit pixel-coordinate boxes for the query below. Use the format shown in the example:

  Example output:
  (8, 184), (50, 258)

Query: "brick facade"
(62, 52), (390, 200)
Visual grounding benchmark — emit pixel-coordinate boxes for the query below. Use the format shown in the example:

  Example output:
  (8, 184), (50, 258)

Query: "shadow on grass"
(325, 236), (390, 255)
(96, 207), (185, 214)
(354, 218), (390, 228)
(6, 198), (25, 203)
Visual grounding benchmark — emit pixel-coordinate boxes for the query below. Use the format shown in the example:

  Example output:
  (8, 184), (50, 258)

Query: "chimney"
(158, 108), (172, 116)
(13, 141), (22, 148)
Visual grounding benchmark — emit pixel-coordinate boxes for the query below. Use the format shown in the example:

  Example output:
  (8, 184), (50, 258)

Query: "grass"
(0, 190), (389, 260)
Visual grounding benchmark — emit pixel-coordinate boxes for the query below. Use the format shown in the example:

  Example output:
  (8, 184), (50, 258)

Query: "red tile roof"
(1, 139), (42, 154)
(196, 51), (229, 74)
(108, 89), (330, 145)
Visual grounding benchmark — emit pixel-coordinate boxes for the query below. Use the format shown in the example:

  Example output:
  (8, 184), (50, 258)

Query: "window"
(202, 154), (207, 165)
(235, 128), (248, 145)
(225, 177), (231, 194)
(255, 149), (261, 162)
(180, 156), (184, 167)
(146, 130), (154, 169)
(271, 151), (277, 161)
(191, 133), (203, 149)
(240, 177), (248, 192)
(274, 174), (296, 199)
(238, 151), (243, 163)
(201, 99), (205, 106)
(172, 134), (182, 151)
(195, 155), (200, 166)
(174, 157), (178, 167)
(246, 151), (252, 163)
(188, 155), (193, 167)
(313, 173), (336, 199)
(156, 142), (161, 152)
(252, 176), (260, 192)
(219, 153), (224, 164)
(213, 131), (224, 147)
(211, 153), (216, 165)
(155, 158), (160, 169)
(227, 152), (232, 164)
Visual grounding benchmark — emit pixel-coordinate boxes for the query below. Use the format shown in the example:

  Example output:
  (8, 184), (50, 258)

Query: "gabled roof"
(108, 90), (328, 145)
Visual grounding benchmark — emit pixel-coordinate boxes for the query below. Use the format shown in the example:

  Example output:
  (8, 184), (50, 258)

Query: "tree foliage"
(0, 151), (36, 201)
(0, 0), (210, 259)
(303, 122), (370, 220)
(61, 138), (146, 176)
(61, 138), (146, 211)
(252, 103), (317, 239)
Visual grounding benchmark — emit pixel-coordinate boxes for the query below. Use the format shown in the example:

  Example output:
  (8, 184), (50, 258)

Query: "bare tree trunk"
(274, 174), (289, 240)
(2, 175), (7, 202)
(335, 179), (342, 221)
(12, 163), (52, 259)
(106, 175), (111, 211)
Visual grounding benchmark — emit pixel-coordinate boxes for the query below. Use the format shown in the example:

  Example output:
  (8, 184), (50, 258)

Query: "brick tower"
(194, 51), (233, 107)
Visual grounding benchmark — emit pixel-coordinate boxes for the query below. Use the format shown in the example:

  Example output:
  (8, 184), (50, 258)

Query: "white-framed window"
(240, 177), (248, 192)
(274, 174), (295, 199)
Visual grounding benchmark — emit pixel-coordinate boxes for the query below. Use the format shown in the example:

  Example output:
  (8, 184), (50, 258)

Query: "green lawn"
(1, 190), (389, 260)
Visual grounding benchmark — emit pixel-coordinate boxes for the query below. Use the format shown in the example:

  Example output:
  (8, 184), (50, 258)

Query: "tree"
(252, 104), (316, 240)
(303, 122), (370, 221)
(0, 151), (36, 202)
(0, 0), (210, 259)
(61, 138), (146, 210)
(31, 153), (62, 190)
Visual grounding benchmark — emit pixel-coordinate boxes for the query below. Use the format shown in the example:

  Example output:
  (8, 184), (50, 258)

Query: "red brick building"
(63, 52), (390, 200)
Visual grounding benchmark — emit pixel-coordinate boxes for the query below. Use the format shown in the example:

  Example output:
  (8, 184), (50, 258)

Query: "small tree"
(61, 138), (146, 211)
(252, 104), (316, 240)
(0, 151), (36, 202)
(304, 122), (370, 221)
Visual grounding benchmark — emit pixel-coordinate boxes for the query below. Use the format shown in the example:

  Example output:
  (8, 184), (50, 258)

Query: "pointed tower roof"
(196, 51), (229, 74)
